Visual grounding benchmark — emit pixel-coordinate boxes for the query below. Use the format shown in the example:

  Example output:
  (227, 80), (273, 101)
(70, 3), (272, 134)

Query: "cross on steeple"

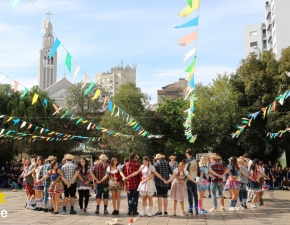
(46, 11), (52, 22)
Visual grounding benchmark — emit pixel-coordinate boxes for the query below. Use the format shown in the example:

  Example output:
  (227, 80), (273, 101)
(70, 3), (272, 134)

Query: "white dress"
(137, 165), (157, 195)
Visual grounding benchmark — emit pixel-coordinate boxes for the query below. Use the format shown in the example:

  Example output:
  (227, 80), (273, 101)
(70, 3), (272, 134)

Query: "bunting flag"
(108, 101), (113, 112)
(183, 46), (196, 62)
(40, 18), (48, 33)
(13, 81), (18, 92)
(73, 65), (80, 80)
(84, 82), (95, 95)
(91, 89), (101, 101)
(189, 76), (195, 88)
(64, 52), (72, 73)
(185, 56), (197, 72)
(43, 99), (48, 107)
(52, 104), (60, 114)
(178, 31), (198, 46)
(102, 96), (107, 108)
(81, 74), (89, 89)
(187, 0), (192, 7)
(178, 0), (200, 17)
(0, 74), (5, 83)
(32, 93), (39, 105)
(7, 0), (21, 10)
(20, 88), (28, 100)
(48, 38), (61, 59)
(174, 16), (199, 29)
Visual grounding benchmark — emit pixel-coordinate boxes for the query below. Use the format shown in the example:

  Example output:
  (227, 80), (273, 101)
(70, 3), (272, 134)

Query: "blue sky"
(0, 0), (265, 103)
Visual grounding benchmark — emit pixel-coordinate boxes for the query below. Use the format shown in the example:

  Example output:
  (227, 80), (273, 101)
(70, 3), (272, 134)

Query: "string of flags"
(176, 0), (200, 143)
(231, 89), (290, 139)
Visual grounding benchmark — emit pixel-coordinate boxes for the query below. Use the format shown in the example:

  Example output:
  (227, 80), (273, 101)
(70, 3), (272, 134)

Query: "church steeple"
(38, 11), (57, 90)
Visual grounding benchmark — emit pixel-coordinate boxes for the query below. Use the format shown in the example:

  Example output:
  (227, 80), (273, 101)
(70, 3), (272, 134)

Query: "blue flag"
(175, 16), (199, 29)
(48, 38), (61, 59)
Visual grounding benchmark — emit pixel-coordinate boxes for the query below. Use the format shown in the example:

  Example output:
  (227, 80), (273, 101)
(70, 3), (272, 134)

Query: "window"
(177, 92), (183, 96)
(263, 40), (267, 49)
(263, 29), (266, 38)
(250, 31), (257, 37)
(250, 42), (257, 47)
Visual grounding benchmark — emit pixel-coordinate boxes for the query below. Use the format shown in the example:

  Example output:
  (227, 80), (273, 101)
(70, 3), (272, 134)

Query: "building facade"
(157, 78), (188, 103)
(95, 62), (137, 96)
(244, 0), (290, 59)
(38, 19), (57, 90)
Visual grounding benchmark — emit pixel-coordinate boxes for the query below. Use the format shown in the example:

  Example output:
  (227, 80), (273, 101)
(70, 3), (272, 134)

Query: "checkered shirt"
(94, 161), (109, 185)
(169, 161), (178, 170)
(41, 163), (51, 184)
(154, 159), (172, 188)
(123, 160), (141, 191)
(61, 161), (77, 184)
(210, 162), (225, 183)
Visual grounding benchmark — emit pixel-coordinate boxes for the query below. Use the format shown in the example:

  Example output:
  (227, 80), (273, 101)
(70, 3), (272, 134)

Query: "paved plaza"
(0, 189), (290, 225)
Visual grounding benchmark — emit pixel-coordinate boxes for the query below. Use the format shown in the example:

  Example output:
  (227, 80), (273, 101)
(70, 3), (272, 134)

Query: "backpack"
(185, 158), (198, 178)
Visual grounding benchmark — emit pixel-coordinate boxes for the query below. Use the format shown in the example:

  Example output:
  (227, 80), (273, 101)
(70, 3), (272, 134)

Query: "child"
(282, 176), (290, 190)
(165, 162), (200, 216)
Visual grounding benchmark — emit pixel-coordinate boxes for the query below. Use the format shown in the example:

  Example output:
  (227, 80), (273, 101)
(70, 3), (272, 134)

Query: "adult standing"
(208, 154), (227, 212)
(61, 154), (78, 215)
(185, 149), (198, 215)
(41, 156), (55, 212)
(94, 154), (110, 215)
(243, 153), (253, 202)
(169, 156), (178, 170)
(123, 153), (141, 216)
(154, 154), (172, 216)
(24, 158), (36, 210)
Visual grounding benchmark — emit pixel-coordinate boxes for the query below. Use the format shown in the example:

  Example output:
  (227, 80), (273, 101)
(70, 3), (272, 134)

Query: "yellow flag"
(46, 137), (51, 141)
(178, 0), (200, 17)
(5, 116), (13, 122)
(91, 89), (101, 100)
(32, 93), (39, 105)
(187, 66), (195, 81)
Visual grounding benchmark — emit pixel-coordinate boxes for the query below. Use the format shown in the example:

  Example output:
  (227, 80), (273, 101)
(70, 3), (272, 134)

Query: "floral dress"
(76, 168), (91, 190)
(170, 168), (188, 201)
(196, 166), (208, 191)
(107, 165), (124, 191)
(47, 169), (64, 194)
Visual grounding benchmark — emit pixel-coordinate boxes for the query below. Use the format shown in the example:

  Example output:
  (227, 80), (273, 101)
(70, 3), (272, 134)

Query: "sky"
(0, 0), (266, 103)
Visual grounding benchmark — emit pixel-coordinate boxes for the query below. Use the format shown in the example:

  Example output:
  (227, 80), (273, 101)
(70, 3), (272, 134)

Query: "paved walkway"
(0, 189), (289, 225)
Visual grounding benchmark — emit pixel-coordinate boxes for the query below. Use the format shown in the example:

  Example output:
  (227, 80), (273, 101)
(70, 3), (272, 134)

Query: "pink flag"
(81, 74), (89, 89)
(178, 31), (198, 46)
(14, 81), (18, 92)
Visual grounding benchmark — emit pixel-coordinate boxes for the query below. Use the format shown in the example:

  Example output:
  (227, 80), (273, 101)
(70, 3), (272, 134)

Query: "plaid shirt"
(94, 161), (109, 185)
(210, 162), (225, 183)
(41, 163), (51, 184)
(169, 161), (178, 170)
(61, 161), (77, 184)
(123, 160), (141, 191)
(154, 159), (172, 188)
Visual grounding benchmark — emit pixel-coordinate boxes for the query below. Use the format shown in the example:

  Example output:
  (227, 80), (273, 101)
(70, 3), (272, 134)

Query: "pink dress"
(170, 168), (188, 201)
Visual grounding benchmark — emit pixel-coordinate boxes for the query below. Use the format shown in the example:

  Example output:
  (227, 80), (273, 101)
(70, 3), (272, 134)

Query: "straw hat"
(65, 154), (74, 160)
(99, 154), (108, 161)
(210, 154), (220, 160)
(86, 158), (91, 161)
(237, 157), (246, 164)
(169, 155), (176, 160)
(155, 154), (165, 160)
(47, 156), (55, 161)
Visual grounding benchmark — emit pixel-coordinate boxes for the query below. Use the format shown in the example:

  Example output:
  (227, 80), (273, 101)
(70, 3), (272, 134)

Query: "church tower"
(38, 12), (57, 90)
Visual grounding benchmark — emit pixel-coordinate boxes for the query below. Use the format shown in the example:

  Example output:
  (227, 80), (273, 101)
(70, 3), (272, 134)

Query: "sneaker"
(38, 208), (44, 211)
(52, 211), (59, 214)
(241, 204), (246, 209)
(33, 207), (39, 211)
(234, 207), (240, 211)
(172, 211), (176, 216)
(209, 208), (217, 212)
(104, 209), (109, 214)
(148, 213), (152, 217)
(208, 195), (212, 198)
(112, 210), (117, 215)
(195, 208), (199, 215)
(247, 198), (252, 202)
(62, 210), (66, 215)
(132, 212), (139, 216)
(70, 209), (77, 215)
(199, 210), (206, 214)
(84, 208), (88, 214)
(48, 208), (54, 212)
(187, 209), (193, 215)
(140, 211), (145, 217)
(127, 212), (132, 216)
(80, 209), (84, 215)
(164, 212), (168, 216)
(229, 207), (235, 211)
(251, 204), (257, 208)
(44, 208), (49, 212)
(155, 212), (162, 216)
(26, 205), (36, 210)
(201, 209), (207, 213)
(181, 211), (188, 216)
(255, 203), (259, 208)
(259, 201), (264, 205)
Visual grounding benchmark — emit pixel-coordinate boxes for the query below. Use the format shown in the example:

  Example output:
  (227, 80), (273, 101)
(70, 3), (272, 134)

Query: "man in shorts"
(94, 154), (110, 214)
(154, 154), (172, 216)
(61, 154), (77, 215)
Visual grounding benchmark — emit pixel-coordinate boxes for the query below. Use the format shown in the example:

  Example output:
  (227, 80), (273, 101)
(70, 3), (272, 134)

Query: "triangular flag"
(27, 124), (33, 129)
(32, 93), (39, 105)
(178, 0), (200, 17)
(174, 16), (199, 29)
(48, 38), (61, 59)
(43, 99), (48, 107)
(0, 74), (6, 83)
(108, 100), (113, 112)
(189, 76), (195, 88)
(60, 110), (69, 119)
(13, 81), (18, 92)
(73, 65), (80, 80)
(20, 121), (27, 128)
(40, 18), (48, 33)
(185, 56), (196, 72)
(102, 96), (107, 108)
(270, 101), (276, 112)
(183, 46), (196, 62)
(20, 88), (28, 100)
(91, 89), (101, 100)
(6, 117), (13, 122)
(81, 74), (88, 89)
(7, 0), (21, 10)
(64, 52), (72, 73)
(187, 0), (192, 7)
(84, 82), (95, 95)
(52, 104), (60, 114)
(178, 31), (198, 46)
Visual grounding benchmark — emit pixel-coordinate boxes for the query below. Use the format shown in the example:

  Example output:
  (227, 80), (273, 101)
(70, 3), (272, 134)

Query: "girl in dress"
(126, 156), (165, 217)
(38, 161), (68, 214)
(225, 157), (251, 211)
(166, 162), (200, 216)
(99, 157), (125, 215)
(32, 156), (44, 211)
(71, 158), (99, 215)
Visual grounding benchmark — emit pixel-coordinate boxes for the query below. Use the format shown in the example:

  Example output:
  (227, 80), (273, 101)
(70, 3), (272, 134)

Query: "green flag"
(84, 82), (95, 95)
(187, 0), (192, 8)
(64, 52), (72, 73)
(185, 56), (196, 72)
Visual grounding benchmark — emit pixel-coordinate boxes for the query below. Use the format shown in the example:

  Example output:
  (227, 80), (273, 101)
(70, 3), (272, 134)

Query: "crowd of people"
(0, 150), (289, 217)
